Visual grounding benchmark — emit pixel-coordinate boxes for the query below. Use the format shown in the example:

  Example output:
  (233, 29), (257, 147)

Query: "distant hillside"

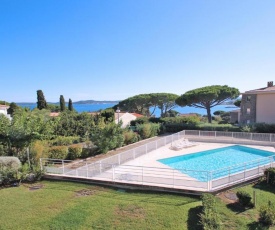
(16, 100), (119, 105)
(74, 100), (119, 104)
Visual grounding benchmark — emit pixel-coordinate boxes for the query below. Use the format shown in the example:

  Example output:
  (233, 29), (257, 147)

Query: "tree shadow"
(253, 181), (275, 194)
(187, 206), (203, 230)
(226, 202), (248, 214)
(247, 221), (270, 230)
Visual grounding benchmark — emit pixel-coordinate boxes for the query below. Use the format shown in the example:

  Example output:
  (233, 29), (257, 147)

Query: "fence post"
(270, 134), (272, 142)
(62, 160), (65, 174)
(146, 144), (148, 154)
(99, 161), (102, 174)
(118, 154), (121, 165)
(244, 163), (246, 181)
(173, 170), (175, 188)
(112, 165), (115, 181)
(199, 130), (201, 137)
(250, 133), (253, 140)
(142, 167), (144, 185)
(210, 172), (212, 191)
(215, 131), (217, 139)
(228, 167), (231, 185)
(40, 158), (43, 171)
(258, 159), (260, 174)
(86, 163), (88, 178)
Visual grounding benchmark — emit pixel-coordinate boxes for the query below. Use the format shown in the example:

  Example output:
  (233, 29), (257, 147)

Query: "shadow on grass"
(253, 181), (275, 194)
(226, 202), (249, 214)
(247, 221), (270, 230)
(187, 206), (203, 230)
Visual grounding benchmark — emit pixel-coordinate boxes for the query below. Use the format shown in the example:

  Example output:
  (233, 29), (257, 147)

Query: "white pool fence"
(41, 130), (275, 192)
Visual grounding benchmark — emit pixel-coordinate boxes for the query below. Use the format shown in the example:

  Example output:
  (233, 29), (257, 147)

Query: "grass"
(1, 180), (275, 229)
(0, 180), (200, 230)
(216, 181), (275, 230)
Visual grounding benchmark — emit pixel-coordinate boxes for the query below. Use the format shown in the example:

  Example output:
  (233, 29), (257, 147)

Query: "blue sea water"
(17, 103), (238, 117)
(158, 145), (275, 181)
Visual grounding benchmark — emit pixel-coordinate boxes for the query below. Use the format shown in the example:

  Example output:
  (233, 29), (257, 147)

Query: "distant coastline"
(16, 100), (119, 105)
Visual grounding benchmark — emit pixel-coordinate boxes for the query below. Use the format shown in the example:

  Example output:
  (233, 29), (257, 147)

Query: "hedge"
(0, 157), (21, 170)
(67, 144), (82, 160)
(49, 146), (68, 159)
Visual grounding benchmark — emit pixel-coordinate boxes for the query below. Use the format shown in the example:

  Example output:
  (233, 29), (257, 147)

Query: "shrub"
(91, 123), (124, 154)
(67, 144), (83, 160)
(200, 194), (222, 230)
(254, 123), (275, 133)
(123, 130), (140, 145)
(264, 168), (275, 185)
(30, 140), (50, 164)
(19, 164), (44, 183)
(130, 117), (149, 126)
(0, 168), (19, 186)
(0, 157), (21, 185)
(0, 157), (21, 170)
(136, 123), (160, 139)
(48, 146), (68, 159)
(81, 147), (98, 158)
(50, 136), (80, 146)
(240, 125), (254, 133)
(259, 201), (275, 226)
(236, 190), (252, 207)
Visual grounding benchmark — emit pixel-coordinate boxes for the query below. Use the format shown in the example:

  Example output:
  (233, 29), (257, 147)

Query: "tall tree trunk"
(207, 106), (212, 123)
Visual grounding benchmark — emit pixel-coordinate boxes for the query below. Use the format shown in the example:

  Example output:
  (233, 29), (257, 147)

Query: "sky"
(1, 0), (275, 103)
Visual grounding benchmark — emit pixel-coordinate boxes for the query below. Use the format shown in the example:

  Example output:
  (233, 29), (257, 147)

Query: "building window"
(247, 108), (250, 115)
(247, 120), (250, 124)
(246, 96), (251, 102)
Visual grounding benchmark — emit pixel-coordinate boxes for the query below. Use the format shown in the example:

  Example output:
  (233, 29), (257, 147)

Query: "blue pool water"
(158, 145), (275, 182)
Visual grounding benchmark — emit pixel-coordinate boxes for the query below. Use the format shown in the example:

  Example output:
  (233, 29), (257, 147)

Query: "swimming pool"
(158, 145), (275, 182)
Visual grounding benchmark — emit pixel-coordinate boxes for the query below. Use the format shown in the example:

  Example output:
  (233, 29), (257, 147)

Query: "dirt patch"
(115, 204), (145, 219)
(75, 189), (98, 197)
(217, 191), (238, 204)
(28, 184), (44, 191)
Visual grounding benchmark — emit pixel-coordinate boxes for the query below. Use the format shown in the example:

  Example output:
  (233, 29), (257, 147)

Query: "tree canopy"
(234, 99), (241, 107)
(60, 95), (66, 112)
(114, 93), (179, 117)
(176, 85), (240, 123)
(37, 90), (47, 110)
(68, 98), (73, 111)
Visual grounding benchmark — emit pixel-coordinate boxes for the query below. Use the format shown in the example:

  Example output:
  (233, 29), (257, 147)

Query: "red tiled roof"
(179, 113), (199, 117)
(0, 105), (9, 109)
(130, 113), (143, 118)
(50, 112), (59, 117)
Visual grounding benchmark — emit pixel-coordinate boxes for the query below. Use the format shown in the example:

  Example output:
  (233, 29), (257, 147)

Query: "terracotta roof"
(0, 105), (9, 109)
(130, 113), (143, 118)
(50, 112), (59, 117)
(179, 113), (199, 117)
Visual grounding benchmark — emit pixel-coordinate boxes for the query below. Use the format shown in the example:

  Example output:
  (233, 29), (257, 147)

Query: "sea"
(17, 103), (238, 117)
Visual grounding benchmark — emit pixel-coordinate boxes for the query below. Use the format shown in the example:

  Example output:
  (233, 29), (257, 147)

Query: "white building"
(0, 105), (11, 119)
(115, 112), (143, 128)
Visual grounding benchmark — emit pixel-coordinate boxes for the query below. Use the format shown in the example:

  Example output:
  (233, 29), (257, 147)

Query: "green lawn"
(0, 180), (200, 230)
(1, 180), (275, 230)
